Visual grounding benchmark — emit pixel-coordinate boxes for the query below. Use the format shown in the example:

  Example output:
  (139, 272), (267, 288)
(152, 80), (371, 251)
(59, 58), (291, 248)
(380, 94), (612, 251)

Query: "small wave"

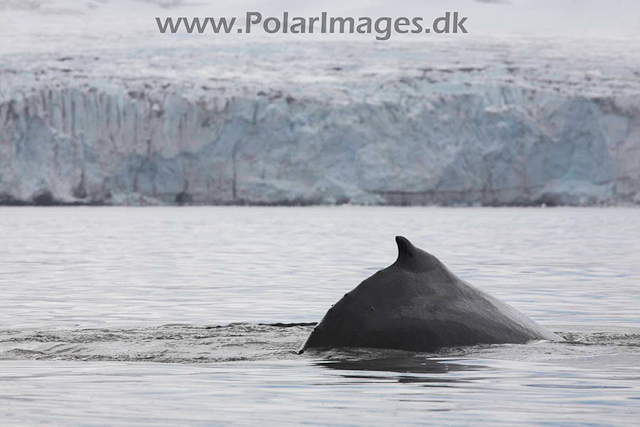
(0, 323), (314, 363)
(558, 331), (640, 347)
(2, 325), (638, 364)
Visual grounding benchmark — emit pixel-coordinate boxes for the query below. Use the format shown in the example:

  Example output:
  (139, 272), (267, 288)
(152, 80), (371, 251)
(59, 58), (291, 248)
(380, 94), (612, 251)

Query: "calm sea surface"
(0, 207), (639, 425)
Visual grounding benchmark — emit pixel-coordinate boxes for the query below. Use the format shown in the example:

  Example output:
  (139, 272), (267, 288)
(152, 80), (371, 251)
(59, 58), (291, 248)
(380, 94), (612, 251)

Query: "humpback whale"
(301, 236), (561, 352)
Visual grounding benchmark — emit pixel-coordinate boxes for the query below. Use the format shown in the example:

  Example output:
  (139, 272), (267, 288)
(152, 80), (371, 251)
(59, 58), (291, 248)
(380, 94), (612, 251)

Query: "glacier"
(1, 34), (640, 206)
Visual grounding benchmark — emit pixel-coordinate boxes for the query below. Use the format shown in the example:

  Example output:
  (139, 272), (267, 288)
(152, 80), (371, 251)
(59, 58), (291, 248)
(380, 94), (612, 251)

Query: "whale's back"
(301, 236), (560, 351)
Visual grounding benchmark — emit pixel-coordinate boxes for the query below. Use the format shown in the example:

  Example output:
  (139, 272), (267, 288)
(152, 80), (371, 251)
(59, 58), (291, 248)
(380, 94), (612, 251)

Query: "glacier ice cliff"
(1, 38), (639, 206)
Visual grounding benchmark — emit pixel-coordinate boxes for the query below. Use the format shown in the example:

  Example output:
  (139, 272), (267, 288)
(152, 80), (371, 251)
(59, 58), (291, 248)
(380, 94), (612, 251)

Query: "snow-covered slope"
(1, 1), (639, 205)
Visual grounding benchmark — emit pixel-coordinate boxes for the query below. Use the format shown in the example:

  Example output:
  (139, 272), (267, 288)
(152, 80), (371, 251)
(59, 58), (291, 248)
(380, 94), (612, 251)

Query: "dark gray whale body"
(301, 236), (561, 352)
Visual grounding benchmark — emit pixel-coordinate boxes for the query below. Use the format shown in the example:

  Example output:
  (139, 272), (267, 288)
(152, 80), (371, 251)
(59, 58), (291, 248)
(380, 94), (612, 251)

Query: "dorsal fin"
(393, 236), (440, 272)
(395, 236), (416, 261)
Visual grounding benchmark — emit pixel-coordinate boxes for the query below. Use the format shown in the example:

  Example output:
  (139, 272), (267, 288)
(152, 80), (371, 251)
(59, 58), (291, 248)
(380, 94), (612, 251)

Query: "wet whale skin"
(301, 236), (562, 352)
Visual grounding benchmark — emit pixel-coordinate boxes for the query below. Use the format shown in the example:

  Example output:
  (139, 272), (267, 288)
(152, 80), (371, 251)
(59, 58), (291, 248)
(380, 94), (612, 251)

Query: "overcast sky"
(0, 0), (638, 54)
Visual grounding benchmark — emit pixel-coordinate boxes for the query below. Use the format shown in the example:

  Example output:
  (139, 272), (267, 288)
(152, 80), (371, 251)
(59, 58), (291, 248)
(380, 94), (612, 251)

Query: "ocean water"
(0, 206), (638, 426)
